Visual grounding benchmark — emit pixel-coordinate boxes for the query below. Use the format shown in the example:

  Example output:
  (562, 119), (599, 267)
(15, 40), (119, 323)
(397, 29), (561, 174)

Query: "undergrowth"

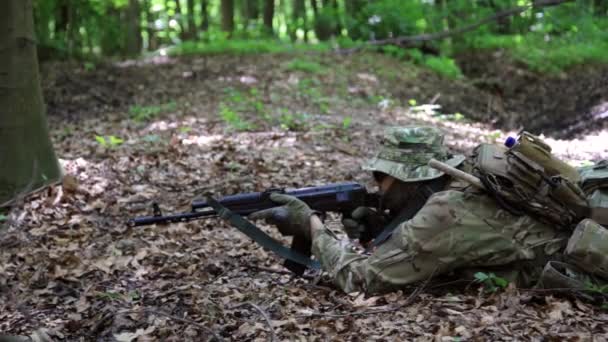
(169, 39), (331, 56)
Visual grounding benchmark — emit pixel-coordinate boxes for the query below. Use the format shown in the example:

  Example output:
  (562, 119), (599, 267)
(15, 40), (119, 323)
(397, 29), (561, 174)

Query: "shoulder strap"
(206, 197), (321, 274)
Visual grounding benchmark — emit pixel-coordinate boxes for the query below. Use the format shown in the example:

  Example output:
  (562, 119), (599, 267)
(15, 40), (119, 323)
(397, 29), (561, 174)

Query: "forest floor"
(1, 51), (608, 341)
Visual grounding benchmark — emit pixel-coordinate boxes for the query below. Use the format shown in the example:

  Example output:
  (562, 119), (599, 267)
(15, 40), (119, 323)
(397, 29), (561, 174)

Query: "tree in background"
(263, 0), (274, 35)
(200, 0), (210, 31)
(221, 0), (235, 34)
(125, 0), (143, 55)
(0, 0), (62, 206)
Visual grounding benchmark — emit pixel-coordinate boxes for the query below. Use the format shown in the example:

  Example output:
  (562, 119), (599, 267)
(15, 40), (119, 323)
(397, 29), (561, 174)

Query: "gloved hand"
(248, 193), (315, 240)
(341, 207), (386, 241)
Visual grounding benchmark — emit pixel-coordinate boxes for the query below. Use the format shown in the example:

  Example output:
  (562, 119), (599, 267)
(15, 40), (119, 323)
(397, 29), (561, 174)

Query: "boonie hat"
(362, 126), (465, 182)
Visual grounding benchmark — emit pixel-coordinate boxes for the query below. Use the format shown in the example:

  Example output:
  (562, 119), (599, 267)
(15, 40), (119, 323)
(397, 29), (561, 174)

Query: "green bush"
(423, 56), (463, 79)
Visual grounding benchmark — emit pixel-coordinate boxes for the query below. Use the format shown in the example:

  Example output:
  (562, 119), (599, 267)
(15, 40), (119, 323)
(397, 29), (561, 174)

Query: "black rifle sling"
(206, 197), (322, 271)
(370, 177), (448, 249)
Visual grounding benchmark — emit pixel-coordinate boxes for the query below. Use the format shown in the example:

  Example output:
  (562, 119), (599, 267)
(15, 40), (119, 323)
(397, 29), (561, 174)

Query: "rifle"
(128, 182), (380, 275)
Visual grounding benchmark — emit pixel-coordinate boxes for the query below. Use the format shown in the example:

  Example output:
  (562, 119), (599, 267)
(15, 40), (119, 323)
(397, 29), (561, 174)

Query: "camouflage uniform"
(311, 127), (569, 294)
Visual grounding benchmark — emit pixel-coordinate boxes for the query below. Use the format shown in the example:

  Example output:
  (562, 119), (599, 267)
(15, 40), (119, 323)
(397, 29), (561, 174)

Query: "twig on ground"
(118, 308), (223, 342)
(232, 302), (277, 342)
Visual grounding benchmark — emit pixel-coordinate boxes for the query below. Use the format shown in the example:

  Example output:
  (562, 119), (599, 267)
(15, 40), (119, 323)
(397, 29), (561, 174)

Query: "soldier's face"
(376, 175), (418, 212)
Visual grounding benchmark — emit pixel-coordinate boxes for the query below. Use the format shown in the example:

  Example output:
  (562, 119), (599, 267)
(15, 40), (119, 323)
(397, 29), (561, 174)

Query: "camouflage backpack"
(578, 160), (608, 226)
(472, 132), (589, 229)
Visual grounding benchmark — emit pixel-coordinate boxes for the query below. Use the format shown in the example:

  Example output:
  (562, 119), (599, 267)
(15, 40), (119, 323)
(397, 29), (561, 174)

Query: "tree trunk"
(174, 0), (186, 39)
(0, 0), (62, 206)
(593, 0), (608, 15)
(125, 0), (142, 56)
(221, 0), (235, 34)
(185, 0), (196, 39)
(200, 0), (209, 31)
(310, 0), (318, 15)
(243, 0), (260, 27)
(291, 0), (307, 41)
(143, 0), (157, 50)
(263, 0), (274, 35)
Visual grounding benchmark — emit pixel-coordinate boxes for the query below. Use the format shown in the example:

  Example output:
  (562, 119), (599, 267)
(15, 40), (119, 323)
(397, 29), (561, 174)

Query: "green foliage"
(285, 59), (325, 74)
(342, 117), (352, 130)
(32, 0), (608, 75)
(347, 0), (429, 41)
(0, 214), (7, 222)
(423, 56), (463, 79)
(170, 39), (330, 57)
(129, 102), (177, 122)
(95, 135), (124, 148)
(474, 272), (509, 293)
(585, 281), (608, 295)
(219, 104), (255, 131)
(297, 78), (330, 114)
(278, 110), (310, 131)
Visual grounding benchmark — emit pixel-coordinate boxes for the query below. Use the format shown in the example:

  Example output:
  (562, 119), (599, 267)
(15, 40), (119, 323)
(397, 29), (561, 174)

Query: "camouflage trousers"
(312, 190), (569, 294)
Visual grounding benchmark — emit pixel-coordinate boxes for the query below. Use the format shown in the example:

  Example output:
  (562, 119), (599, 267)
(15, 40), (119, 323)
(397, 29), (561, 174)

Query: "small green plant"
(285, 59), (325, 74)
(83, 62), (96, 71)
(96, 291), (122, 302)
(474, 272), (509, 293)
(585, 281), (608, 294)
(219, 104), (255, 131)
(342, 116), (352, 130)
(423, 56), (463, 79)
(278, 110), (309, 131)
(95, 135), (124, 148)
(129, 102), (177, 122)
(0, 214), (7, 222)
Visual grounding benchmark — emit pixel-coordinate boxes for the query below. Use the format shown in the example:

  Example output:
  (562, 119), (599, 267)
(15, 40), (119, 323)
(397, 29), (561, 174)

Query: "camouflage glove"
(249, 193), (316, 240)
(342, 207), (386, 241)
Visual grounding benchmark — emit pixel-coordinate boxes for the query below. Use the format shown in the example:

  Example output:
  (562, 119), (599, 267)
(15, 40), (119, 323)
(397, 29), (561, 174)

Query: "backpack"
(578, 161), (608, 226)
(472, 132), (589, 229)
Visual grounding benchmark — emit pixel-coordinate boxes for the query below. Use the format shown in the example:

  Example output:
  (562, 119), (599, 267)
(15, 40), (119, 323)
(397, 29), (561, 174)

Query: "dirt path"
(1, 52), (607, 340)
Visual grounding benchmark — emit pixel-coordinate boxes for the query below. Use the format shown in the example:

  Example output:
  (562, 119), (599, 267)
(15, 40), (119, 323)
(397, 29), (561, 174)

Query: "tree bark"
(125, 0), (142, 56)
(263, 0), (274, 35)
(0, 0), (62, 206)
(291, 0), (307, 41)
(185, 0), (196, 38)
(243, 0), (260, 27)
(221, 0), (235, 34)
(309, 0), (318, 15)
(200, 0), (209, 31)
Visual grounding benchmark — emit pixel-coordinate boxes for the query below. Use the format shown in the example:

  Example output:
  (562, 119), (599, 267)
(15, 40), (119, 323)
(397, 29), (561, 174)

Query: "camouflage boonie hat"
(363, 126), (465, 182)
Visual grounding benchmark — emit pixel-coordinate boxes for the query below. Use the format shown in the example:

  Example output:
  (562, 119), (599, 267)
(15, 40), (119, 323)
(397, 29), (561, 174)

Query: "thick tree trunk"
(125, 0), (142, 56)
(263, 0), (274, 35)
(221, 0), (235, 34)
(0, 0), (61, 206)
(200, 0), (210, 31)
